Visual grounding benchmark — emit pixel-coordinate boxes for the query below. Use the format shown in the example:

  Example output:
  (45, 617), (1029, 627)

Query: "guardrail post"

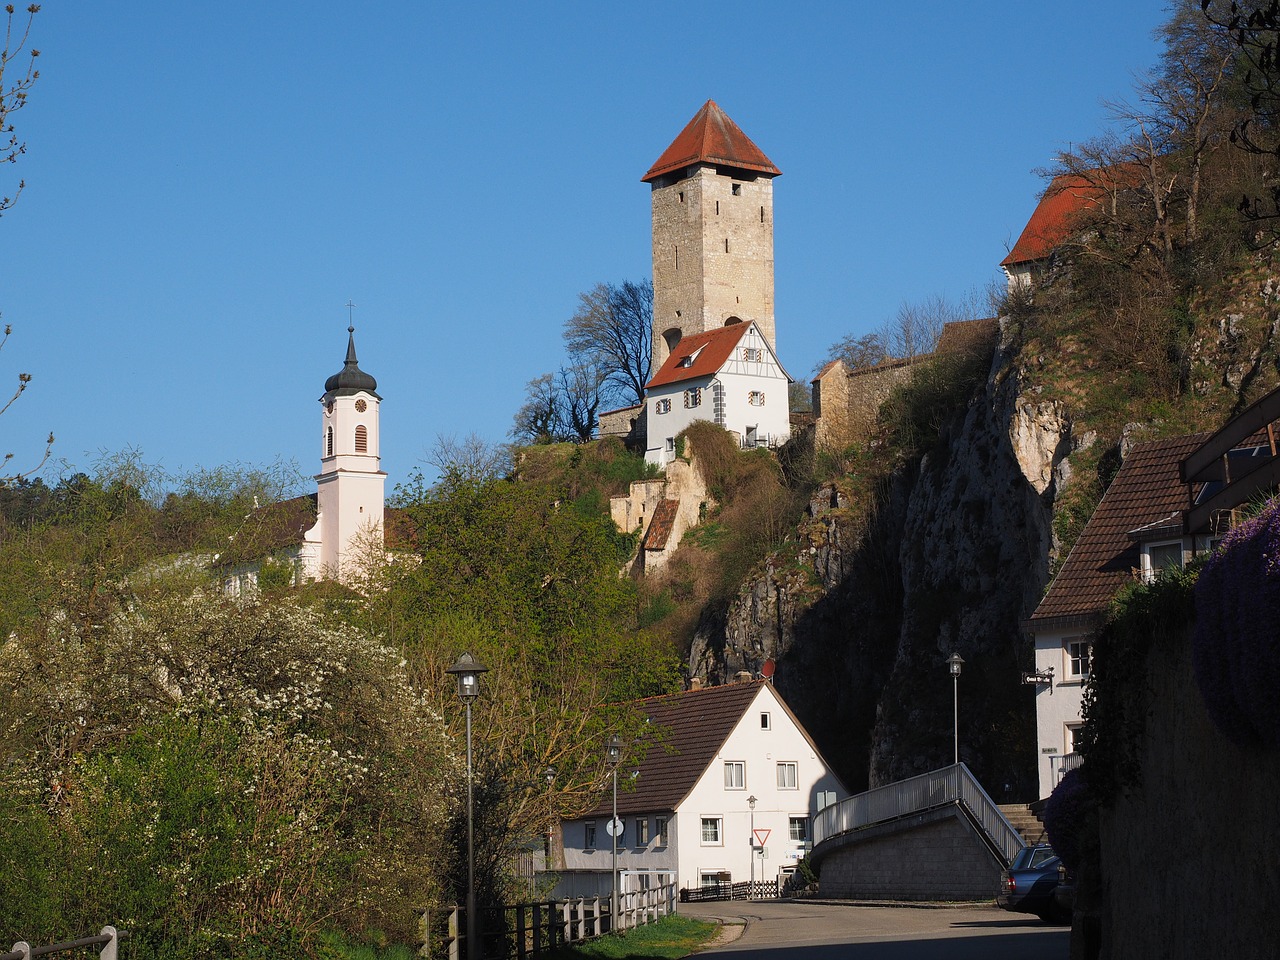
(98, 927), (118, 960)
(447, 906), (461, 960)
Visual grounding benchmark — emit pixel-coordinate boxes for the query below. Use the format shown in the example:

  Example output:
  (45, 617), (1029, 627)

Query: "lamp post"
(947, 652), (965, 767)
(447, 652), (488, 960)
(606, 734), (621, 929)
(747, 795), (758, 899)
(544, 765), (556, 869)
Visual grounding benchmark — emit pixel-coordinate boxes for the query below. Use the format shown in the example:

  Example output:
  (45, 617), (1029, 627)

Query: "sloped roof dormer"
(644, 321), (795, 390)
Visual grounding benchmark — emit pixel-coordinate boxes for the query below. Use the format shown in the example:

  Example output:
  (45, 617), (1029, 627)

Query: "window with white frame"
(701, 817), (723, 844)
(655, 398), (671, 414)
(742, 347), (762, 362)
(748, 391), (765, 407)
(655, 816), (669, 846)
(1145, 540), (1184, 580)
(636, 817), (650, 845)
(724, 761), (745, 790)
(1067, 723), (1086, 755)
(684, 387), (702, 408)
(1066, 638), (1092, 679)
(585, 821), (597, 848)
(760, 711), (771, 730)
(789, 816), (809, 842)
(776, 762), (798, 789)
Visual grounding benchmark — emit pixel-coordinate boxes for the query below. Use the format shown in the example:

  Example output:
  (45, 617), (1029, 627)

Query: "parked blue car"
(997, 844), (1069, 923)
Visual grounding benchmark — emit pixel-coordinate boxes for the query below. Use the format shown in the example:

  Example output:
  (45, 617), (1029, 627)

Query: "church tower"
(313, 326), (385, 581)
(643, 100), (781, 374)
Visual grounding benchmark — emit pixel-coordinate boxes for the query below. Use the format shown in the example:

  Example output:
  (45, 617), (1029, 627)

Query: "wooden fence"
(423, 883), (678, 960)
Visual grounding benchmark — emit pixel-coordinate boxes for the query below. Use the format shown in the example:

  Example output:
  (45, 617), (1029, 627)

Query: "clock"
(355, 399), (367, 413)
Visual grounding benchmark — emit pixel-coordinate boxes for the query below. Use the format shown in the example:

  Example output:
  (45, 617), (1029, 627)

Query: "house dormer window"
(1143, 539), (1185, 581)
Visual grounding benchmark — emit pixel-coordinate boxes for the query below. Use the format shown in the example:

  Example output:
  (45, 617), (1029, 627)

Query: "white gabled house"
(554, 679), (845, 896)
(644, 321), (791, 467)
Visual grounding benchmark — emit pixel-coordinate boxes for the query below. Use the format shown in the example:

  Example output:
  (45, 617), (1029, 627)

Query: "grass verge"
(541, 914), (720, 959)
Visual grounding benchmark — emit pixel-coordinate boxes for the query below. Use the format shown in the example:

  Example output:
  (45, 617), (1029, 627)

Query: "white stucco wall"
(1033, 625), (1091, 799)
(672, 685), (841, 890)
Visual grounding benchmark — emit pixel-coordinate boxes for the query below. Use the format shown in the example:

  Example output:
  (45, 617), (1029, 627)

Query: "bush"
(1193, 499), (1280, 748)
(1042, 767), (1092, 871)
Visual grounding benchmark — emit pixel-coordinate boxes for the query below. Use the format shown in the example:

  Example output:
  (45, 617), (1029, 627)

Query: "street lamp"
(606, 734), (621, 929)
(447, 652), (488, 960)
(947, 652), (965, 767)
(544, 765), (556, 868)
(747, 795), (758, 899)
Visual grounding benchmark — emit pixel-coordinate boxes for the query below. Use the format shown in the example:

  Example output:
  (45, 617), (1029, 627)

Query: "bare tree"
(426, 433), (509, 488)
(562, 279), (653, 407)
(1, 4), (40, 215)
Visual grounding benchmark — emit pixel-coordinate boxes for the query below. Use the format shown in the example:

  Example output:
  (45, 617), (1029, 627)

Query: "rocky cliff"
(689, 325), (1081, 796)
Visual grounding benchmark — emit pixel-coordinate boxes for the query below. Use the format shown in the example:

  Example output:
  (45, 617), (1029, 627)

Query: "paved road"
(678, 899), (1069, 959)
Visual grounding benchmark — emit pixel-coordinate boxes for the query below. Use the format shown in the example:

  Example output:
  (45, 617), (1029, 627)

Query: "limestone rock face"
(688, 332), (1060, 795)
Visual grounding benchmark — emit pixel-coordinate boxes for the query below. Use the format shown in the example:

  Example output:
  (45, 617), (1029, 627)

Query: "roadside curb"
(781, 897), (998, 910)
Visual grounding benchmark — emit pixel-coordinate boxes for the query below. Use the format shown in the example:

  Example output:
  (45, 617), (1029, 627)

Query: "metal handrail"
(813, 763), (1024, 866)
(3, 928), (120, 960)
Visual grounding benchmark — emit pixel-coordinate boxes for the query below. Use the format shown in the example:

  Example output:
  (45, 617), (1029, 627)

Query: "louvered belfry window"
(326, 426), (334, 457)
(355, 425), (368, 453)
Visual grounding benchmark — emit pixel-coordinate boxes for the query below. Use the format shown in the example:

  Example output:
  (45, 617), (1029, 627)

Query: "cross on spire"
(345, 300), (356, 331)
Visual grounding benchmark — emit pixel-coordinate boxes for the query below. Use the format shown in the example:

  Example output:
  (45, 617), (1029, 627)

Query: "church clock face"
(355, 399), (368, 413)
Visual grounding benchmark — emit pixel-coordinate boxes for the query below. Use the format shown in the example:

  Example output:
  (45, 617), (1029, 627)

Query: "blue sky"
(3, 1), (1170, 491)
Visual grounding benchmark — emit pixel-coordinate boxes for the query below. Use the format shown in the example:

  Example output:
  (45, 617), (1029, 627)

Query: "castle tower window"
(732, 183), (741, 196)
(716, 200), (720, 215)
(355, 424), (368, 453)
(326, 426), (334, 456)
(724, 238), (730, 253)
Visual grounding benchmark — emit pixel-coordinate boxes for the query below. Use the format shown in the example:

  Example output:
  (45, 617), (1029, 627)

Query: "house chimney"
(689, 677), (704, 691)
(734, 670), (753, 684)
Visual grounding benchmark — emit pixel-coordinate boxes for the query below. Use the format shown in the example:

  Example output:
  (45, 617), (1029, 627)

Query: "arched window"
(326, 426), (334, 457)
(355, 424), (368, 454)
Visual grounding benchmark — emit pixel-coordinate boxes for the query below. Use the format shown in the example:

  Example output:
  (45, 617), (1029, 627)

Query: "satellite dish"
(761, 658), (776, 679)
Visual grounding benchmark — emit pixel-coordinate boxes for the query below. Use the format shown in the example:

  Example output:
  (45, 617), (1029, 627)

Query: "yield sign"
(753, 828), (771, 847)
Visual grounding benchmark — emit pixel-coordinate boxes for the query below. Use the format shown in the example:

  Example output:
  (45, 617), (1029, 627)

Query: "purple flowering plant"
(1193, 498), (1280, 749)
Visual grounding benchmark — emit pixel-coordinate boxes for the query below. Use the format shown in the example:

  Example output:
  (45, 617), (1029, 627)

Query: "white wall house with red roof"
(643, 320), (791, 467)
(554, 680), (844, 896)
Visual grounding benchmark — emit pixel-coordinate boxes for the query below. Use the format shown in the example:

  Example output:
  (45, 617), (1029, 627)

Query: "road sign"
(753, 828), (771, 847)
(757, 846), (767, 859)
(605, 816), (623, 837)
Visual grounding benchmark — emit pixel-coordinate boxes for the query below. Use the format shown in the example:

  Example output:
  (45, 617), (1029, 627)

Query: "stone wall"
(1093, 623), (1280, 960)
(813, 805), (1002, 901)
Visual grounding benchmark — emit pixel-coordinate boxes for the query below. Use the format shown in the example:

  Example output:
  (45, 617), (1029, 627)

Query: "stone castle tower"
(642, 100), (782, 375)
(309, 326), (385, 581)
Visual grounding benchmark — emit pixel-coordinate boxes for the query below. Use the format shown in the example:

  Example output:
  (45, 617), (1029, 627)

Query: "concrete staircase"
(998, 803), (1047, 846)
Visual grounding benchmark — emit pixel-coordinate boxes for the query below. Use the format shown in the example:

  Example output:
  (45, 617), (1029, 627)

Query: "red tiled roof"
(1001, 168), (1140, 267)
(645, 323), (750, 389)
(587, 681), (767, 817)
(1027, 434), (1207, 628)
(643, 100), (781, 183)
(642, 500), (679, 551)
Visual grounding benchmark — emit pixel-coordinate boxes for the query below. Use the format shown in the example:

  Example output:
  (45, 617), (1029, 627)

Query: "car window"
(1028, 847), (1059, 869)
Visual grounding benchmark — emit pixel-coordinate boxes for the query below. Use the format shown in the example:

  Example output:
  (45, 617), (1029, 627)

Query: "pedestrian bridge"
(809, 763), (1024, 901)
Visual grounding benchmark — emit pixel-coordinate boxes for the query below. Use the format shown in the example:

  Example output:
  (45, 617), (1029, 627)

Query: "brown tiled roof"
(645, 323), (750, 389)
(1027, 434), (1207, 629)
(587, 681), (766, 817)
(642, 500), (679, 551)
(217, 493), (317, 565)
(936, 317), (999, 356)
(643, 100), (781, 183)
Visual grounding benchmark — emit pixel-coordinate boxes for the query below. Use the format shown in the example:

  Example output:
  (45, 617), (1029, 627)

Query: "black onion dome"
(324, 326), (380, 397)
